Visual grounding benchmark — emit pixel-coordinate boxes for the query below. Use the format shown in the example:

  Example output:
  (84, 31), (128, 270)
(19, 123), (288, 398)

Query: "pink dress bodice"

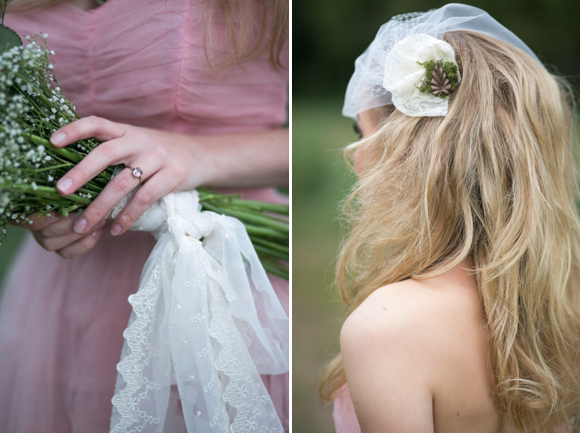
(7, 0), (288, 135)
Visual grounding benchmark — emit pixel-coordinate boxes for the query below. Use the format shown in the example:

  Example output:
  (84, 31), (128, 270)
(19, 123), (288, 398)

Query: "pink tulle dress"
(0, 1), (288, 432)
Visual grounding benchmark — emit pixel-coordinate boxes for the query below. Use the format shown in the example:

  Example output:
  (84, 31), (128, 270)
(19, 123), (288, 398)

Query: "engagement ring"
(126, 165), (143, 184)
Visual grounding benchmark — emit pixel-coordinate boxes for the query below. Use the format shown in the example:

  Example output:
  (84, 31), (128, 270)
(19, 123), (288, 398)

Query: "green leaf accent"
(417, 59), (460, 98)
(0, 25), (22, 54)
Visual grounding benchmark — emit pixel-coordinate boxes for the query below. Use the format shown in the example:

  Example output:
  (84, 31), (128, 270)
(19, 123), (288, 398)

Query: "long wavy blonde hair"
(6, 0), (288, 68)
(320, 31), (580, 432)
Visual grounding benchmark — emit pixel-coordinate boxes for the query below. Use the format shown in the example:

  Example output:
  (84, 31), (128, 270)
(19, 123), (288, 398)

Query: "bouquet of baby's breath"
(0, 27), (288, 279)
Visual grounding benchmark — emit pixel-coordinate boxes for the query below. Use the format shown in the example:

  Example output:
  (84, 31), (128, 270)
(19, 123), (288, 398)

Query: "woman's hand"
(11, 212), (106, 258)
(51, 116), (204, 238)
(50, 116), (288, 238)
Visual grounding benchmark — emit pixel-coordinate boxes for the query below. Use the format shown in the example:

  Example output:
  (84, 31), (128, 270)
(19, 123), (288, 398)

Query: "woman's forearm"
(154, 127), (289, 190)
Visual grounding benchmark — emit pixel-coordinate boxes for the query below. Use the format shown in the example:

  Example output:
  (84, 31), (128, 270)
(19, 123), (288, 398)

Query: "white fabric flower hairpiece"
(343, 3), (542, 120)
(383, 34), (461, 117)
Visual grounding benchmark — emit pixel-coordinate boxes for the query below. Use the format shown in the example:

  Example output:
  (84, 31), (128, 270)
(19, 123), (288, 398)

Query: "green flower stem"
(260, 259), (289, 279)
(239, 223), (287, 240)
(37, 93), (55, 109)
(253, 244), (288, 260)
(58, 203), (83, 217)
(196, 189), (238, 200)
(0, 125), (81, 162)
(0, 183), (91, 205)
(200, 202), (288, 233)
(197, 189), (289, 215)
(14, 84), (48, 116)
(93, 171), (113, 183)
(78, 186), (100, 196)
(0, 125), (113, 183)
(215, 202), (289, 225)
(227, 198), (289, 215)
(232, 198), (290, 215)
(249, 235), (289, 254)
(32, 163), (73, 173)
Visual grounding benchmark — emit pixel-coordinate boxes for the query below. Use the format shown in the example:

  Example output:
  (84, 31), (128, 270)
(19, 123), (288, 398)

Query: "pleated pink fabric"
(0, 1), (288, 432)
(333, 386), (361, 433)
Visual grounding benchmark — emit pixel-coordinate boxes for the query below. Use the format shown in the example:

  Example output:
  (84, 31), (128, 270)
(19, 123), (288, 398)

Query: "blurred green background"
(0, 228), (26, 291)
(292, 1), (580, 432)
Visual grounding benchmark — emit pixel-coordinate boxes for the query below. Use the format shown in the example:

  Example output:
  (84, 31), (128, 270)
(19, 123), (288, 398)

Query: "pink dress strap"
(333, 385), (362, 433)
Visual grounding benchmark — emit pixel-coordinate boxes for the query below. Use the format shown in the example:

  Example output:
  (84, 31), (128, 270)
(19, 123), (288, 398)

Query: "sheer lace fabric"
(342, 3), (541, 119)
(110, 191), (288, 432)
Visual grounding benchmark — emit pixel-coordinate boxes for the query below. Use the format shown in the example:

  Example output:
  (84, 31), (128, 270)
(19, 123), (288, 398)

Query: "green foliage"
(417, 59), (459, 98)
(0, 26), (22, 54)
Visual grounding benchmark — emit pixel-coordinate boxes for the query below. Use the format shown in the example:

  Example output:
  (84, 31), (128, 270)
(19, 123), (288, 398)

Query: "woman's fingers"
(111, 172), (170, 236)
(33, 218), (107, 252)
(11, 212), (59, 230)
(56, 136), (136, 196)
(51, 116), (140, 197)
(39, 212), (81, 238)
(50, 115), (127, 147)
(72, 158), (161, 234)
(56, 229), (103, 259)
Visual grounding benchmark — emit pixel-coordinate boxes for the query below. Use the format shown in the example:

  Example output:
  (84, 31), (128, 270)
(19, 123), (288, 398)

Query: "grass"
(292, 98), (357, 433)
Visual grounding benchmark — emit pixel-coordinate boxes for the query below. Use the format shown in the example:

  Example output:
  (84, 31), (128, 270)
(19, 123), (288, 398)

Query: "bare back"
(340, 260), (507, 433)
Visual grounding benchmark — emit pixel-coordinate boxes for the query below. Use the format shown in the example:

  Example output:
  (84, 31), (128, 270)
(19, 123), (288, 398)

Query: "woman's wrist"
(170, 128), (289, 190)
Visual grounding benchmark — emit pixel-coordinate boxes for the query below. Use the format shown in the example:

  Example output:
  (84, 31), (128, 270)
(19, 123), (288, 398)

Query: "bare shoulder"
(340, 263), (494, 432)
(341, 269), (483, 365)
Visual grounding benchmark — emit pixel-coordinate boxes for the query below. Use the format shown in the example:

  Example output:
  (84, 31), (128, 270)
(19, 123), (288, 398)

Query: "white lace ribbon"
(109, 190), (289, 433)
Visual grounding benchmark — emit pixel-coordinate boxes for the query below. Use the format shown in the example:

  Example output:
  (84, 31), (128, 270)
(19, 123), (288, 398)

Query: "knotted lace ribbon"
(108, 190), (289, 432)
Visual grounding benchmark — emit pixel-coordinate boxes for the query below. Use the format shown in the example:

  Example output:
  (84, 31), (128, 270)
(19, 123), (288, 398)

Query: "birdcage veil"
(342, 3), (540, 119)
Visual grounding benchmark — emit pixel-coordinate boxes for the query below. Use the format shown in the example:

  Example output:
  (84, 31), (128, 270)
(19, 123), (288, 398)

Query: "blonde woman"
(0, 0), (288, 432)
(320, 4), (580, 432)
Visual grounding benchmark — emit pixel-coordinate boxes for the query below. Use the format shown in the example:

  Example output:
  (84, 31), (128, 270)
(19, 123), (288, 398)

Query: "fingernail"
(92, 230), (101, 237)
(74, 217), (88, 234)
(50, 131), (66, 145)
(57, 177), (73, 193)
(111, 224), (122, 236)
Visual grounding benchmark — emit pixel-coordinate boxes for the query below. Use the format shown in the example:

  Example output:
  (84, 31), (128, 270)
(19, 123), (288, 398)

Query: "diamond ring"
(126, 165), (143, 185)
